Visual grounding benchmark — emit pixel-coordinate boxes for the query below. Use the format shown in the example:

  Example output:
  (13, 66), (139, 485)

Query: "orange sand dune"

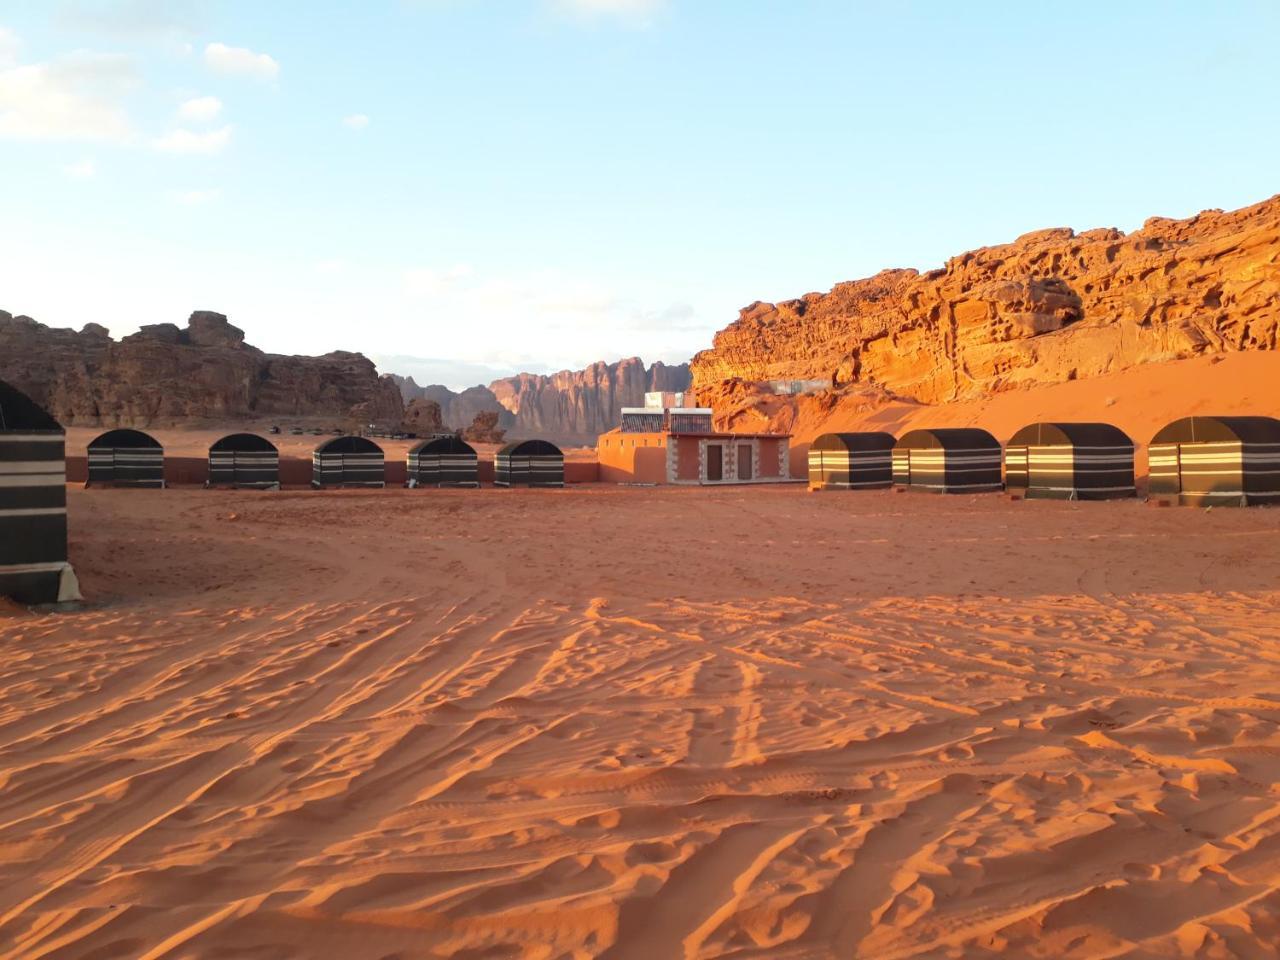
(4, 486), (1280, 957)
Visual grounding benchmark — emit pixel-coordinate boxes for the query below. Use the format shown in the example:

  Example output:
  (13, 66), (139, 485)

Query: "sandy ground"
(4, 485), (1280, 958)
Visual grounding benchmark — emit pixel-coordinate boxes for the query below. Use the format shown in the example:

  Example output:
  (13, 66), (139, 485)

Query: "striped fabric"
(1150, 440), (1280, 506)
(86, 444), (165, 487)
(1149, 417), (1280, 507)
(807, 433), (894, 491)
(208, 449), (279, 488)
(893, 428), (1003, 493)
(1005, 424), (1136, 500)
(0, 431), (80, 605)
(311, 451), (385, 487)
(495, 440), (564, 487)
(407, 439), (478, 488)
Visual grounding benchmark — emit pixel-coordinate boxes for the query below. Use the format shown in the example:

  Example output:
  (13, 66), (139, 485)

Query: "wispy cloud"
(342, 113), (369, 130)
(57, 0), (204, 43)
(152, 124), (231, 154)
(553, 0), (667, 24)
(168, 186), (219, 205)
(62, 157), (96, 179)
(178, 94), (222, 122)
(204, 41), (278, 80)
(0, 26), (18, 68)
(0, 43), (137, 141)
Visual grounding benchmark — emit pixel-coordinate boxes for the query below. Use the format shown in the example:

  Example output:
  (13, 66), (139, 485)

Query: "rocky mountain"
(488, 358), (691, 443)
(392, 359), (692, 444)
(0, 310), (404, 427)
(390, 375), (515, 435)
(691, 194), (1280, 405)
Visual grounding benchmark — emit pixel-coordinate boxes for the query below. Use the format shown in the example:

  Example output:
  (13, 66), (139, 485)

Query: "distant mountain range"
(391, 357), (692, 444)
(0, 308), (691, 445)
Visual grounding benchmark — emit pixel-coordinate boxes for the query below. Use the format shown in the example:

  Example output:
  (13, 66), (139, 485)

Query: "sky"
(1, 1), (1278, 389)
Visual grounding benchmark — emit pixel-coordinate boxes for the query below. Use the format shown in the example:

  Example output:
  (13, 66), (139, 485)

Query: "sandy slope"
(3, 485), (1280, 958)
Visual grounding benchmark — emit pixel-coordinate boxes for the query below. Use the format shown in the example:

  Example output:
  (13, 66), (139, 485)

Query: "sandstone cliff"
(391, 375), (515, 435)
(0, 310), (404, 427)
(691, 195), (1280, 405)
(488, 358), (691, 443)
(393, 359), (691, 444)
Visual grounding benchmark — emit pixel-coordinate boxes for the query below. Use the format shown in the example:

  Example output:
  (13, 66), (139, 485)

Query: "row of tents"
(809, 419), (1280, 507)
(80, 430), (566, 489)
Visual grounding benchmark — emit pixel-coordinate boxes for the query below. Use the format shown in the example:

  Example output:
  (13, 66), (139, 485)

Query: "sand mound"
(2, 486), (1280, 957)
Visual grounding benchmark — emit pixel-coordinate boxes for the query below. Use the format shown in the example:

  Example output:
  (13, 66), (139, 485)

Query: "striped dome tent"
(495, 439), (564, 487)
(892, 428), (1002, 493)
(1005, 422), (1136, 500)
(407, 436), (479, 488)
(807, 432), (896, 491)
(1149, 416), (1280, 507)
(86, 429), (165, 488)
(312, 436), (385, 488)
(0, 380), (81, 605)
(208, 433), (280, 489)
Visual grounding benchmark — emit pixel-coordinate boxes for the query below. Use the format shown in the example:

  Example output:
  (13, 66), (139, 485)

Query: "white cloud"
(62, 158), (96, 179)
(554, 0), (666, 22)
(152, 124), (231, 154)
(398, 264), (702, 371)
(0, 48), (137, 141)
(57, 0), (204, 42)
(0, 27), (18, 69)
(342, 113), (369, 130)
(169, 187), (219, 205)
(178, 94), (222, 122)
(204, 42), (278, 80)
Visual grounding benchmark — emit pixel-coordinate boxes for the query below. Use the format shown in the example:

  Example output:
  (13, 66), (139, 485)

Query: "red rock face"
(691, 195), (1280, 403)
(0, 311), (404, 427)
(487, 358), (691, 444)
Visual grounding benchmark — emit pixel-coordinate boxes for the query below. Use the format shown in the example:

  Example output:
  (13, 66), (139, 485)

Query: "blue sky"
(1, 1), (1278, 388)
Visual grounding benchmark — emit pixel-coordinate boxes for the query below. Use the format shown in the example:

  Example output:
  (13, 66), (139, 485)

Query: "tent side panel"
(1243, 441), (1280, 504)
(0, 432), (70, 605)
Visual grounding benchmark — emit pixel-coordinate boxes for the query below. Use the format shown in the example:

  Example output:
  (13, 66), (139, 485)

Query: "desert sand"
(4, 483), (1280, 958)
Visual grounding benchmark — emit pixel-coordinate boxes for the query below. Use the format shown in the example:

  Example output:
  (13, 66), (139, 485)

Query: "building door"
(707, 444), (723, 482)
(738, 444), (753, 481)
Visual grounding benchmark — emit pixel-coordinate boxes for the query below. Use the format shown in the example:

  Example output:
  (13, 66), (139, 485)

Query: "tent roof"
(0, 379), (61, 433)
(210, 432), (277, 453)
(409, 435), (476, 456)
(498, 439), (563, 456)
(88, 428), (162, 449)
(1008, 422), (1134, 447)
(316, 435), (383, 455)
(1151, 416), (1280, 445)
(811, 431), (896, 452)
(894, 427), (1000, 451)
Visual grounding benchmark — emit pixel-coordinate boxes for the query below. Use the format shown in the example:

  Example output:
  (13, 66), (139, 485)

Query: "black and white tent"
(86, 429), (165, 488)
(1005, 422), (1136, 500)
(807, 432), (896, 491)
(1149, 416), (1280, 506)
(892, 428), (1002, 493)
(312, 436), (385, 488)
(208, 433), (280, 489)
(407, 436), (479, 488)
(495, 439), (564, 487)
(1, 380), (81, 605)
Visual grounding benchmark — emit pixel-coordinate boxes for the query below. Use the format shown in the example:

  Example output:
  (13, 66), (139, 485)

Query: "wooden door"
(706, 444), (722, 482)
(738, 444), (752, 480)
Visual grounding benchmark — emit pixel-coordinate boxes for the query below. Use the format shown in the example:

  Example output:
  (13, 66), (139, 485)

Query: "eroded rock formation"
(393, 358), (691, 444)
(0, 310), (404, 427)
(691, 195), (1280, 404)
(488, 358), (691, 443)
